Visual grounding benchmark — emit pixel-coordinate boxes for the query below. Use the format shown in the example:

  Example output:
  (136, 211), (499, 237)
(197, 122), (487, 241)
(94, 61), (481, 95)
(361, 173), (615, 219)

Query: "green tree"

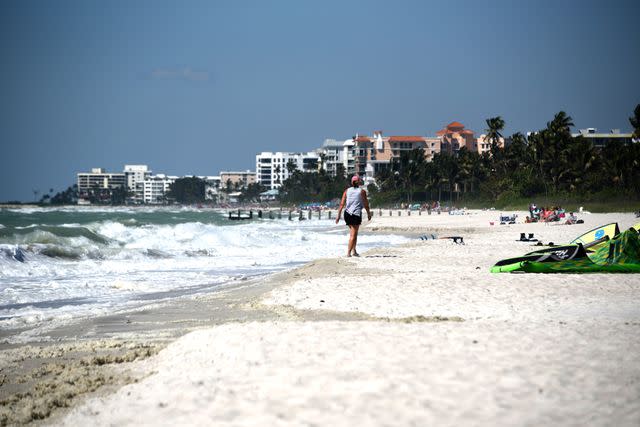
(548, 111), (574, 135)
(457, 147), (484, 196)
(110, 185), (130, 205)
(629, 104), (640, 140)
(50, 185), (78, 205)
(391, 148), (426, 204)
(274, 165), (282, 185)
(485, 116), (505, 148)
(239, 182), (267, 203)
(169, 177), (206, 204)
(286, 159), (298, 175)
(432, 152), (459, 202)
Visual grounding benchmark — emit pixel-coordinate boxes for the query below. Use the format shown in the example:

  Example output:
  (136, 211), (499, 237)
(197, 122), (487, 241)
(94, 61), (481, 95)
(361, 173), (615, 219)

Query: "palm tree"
(534, 112), (576, 194)
(393, 148), (426, 204)
(456, 148), (474, 195)
(286, 159), (298, 176)
(485, 116), (505, 147)
(547, 111), (574, 135)
(433, 152), (459, 202)
(274, 165), (281, 185)
(629, 104), (640, 141)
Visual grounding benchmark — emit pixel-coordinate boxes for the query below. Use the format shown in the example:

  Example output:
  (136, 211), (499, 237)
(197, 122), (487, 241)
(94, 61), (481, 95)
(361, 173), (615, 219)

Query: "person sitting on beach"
(335, 175), (372, 257)
(565, 212), (578, 225)
(542, 207), (556, 222)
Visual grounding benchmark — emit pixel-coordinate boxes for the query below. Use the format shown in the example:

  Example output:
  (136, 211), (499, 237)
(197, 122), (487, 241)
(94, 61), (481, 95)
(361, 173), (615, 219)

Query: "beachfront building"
(253, 122), (514, 191)
(572, 128), (635, 148)
(77, 168), (126, 204)
(346, 132), (430, 184)
(319, 139), (352, 177)
(436, 122), (478, 154)
(434, 121), (507, 155)
(255, 152), (321, 190)
(220, 170), (256, 192)
(123, 164), (151, 204)
(141, 174), (177, 204)
(202, 176), (221, 202)
(424, 137), (442, 161)
(335, 124), (507, 185)
(475, 134), (507, 154)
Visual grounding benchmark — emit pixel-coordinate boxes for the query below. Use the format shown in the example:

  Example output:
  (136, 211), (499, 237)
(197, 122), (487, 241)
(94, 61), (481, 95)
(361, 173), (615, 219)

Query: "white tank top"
(345, 187), (364, 216)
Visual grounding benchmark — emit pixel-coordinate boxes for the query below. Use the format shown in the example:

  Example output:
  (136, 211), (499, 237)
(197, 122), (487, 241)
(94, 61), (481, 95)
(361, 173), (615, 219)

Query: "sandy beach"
(2, 210), (639, 426)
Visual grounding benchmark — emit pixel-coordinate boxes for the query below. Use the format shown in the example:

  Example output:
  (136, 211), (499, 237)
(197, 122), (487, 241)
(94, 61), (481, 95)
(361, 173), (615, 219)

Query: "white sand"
(60, 211), (640, 426)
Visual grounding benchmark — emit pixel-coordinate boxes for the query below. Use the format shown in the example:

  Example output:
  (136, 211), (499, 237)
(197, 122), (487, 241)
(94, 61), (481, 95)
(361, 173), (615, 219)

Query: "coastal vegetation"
(24, 106), (639, 210)
(279, 163), (347, 204)
(280, 107), (640, 211)
(47, 185), (79, 205)
(168, 177), (205, 204)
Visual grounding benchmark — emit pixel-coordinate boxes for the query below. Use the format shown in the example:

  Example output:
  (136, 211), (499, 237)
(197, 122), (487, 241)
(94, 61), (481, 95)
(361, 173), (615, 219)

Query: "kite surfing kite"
(491, 222), (640, 273)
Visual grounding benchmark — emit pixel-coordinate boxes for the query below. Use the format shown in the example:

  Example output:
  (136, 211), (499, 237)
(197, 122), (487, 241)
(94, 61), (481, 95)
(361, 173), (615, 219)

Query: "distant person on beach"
(336, 175), (372, 257)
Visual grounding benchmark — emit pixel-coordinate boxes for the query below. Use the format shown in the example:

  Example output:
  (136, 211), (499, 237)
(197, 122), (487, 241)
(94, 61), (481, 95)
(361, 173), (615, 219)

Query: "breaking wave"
(0, 207), (408, 338)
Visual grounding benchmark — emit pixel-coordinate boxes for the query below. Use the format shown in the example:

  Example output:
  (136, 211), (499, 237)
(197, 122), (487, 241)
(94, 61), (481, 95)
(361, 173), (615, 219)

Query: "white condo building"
(124, 165), (151, 204)
(77, 168), (126, 204)
(320, 139), (354, 177)
(202, 176), (221, 201)
(142, 174), (177, 204)
(256, 151), (321, 190)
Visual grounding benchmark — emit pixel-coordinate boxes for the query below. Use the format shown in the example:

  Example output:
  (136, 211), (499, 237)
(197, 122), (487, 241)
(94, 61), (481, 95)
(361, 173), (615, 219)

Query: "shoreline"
(0, 222), (410, 425)
(2, 210), (640, 425)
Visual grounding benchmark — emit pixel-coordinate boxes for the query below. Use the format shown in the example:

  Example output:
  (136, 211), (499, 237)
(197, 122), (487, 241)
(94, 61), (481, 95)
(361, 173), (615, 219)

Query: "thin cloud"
(150, 67), (210, 82)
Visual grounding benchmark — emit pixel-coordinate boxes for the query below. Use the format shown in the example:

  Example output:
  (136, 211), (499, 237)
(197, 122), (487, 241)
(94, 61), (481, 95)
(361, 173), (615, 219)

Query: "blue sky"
(1, 0), (638, 201)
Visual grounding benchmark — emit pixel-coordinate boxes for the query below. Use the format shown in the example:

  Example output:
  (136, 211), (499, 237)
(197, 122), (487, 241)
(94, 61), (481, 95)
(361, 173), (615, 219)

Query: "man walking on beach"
(336, 175), (372, 257)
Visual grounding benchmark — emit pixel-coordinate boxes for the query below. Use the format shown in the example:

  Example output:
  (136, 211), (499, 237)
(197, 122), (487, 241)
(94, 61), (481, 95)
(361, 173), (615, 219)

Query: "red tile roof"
(435, 129), (448, 136)
(388, 136), (426, 142)
(461, 129), (474, 135)
(447, 121), (465, 129)
(355, 136), (371, 142)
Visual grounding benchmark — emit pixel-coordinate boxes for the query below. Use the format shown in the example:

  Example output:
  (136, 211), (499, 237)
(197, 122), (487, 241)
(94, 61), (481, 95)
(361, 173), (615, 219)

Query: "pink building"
(352, 132), (429, 177)
(435, 121), (506, 155)
(435, 121), (477, 154)
(346, 123), (507, 183)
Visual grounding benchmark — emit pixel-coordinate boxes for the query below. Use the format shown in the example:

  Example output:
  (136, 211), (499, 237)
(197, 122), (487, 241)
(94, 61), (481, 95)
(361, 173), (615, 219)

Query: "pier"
(226, 208), (441, 221)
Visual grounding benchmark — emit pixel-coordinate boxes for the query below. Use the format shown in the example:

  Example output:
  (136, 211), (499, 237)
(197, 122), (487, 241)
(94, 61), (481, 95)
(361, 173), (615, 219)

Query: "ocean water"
(0, 207), (407, 341)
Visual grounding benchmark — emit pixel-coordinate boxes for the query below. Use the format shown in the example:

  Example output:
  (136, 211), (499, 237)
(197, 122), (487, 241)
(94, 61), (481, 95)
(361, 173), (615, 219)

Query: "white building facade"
(256, 151), (321, 190)
(77, 168), (126, 204)
(319, 139), (354, 177)
(123, 164), (151, 204)
(202, 176), (221, 202)
(571, 128), (635, 148)
(142, 174), (177, 204)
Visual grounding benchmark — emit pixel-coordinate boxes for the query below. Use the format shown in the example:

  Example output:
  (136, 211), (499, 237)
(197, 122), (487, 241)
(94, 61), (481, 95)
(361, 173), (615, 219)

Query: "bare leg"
(349, 225), (360, 256)
(346, 225), (354, 257)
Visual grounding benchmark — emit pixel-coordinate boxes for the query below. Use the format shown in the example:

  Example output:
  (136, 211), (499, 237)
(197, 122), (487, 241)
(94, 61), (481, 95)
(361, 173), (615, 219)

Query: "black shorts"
(344, 211), (362, 226)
